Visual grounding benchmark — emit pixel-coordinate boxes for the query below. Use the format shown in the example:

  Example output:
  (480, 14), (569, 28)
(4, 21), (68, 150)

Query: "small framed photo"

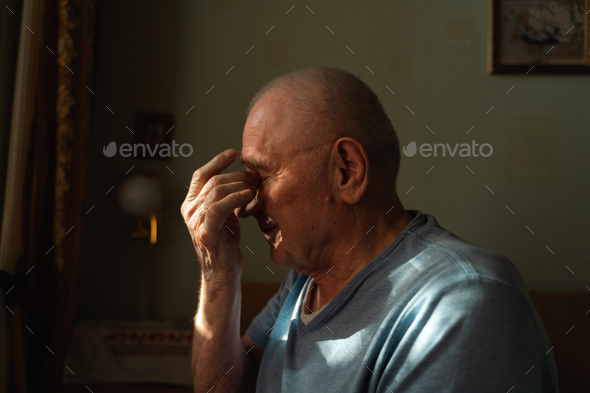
(135, 112), (174, 159)
(488, 0), (590, 73)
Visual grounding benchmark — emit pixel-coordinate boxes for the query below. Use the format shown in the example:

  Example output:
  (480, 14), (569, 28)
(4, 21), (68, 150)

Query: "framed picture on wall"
(135, 112), (174, 159)
(488, 0), (590, 73)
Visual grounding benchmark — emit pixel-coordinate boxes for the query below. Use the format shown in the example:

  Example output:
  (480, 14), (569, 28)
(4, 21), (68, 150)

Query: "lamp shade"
(117, 175), (162, 216)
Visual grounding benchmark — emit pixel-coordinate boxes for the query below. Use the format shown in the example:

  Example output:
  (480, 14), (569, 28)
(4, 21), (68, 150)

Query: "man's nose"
(235, 194), (260, 218)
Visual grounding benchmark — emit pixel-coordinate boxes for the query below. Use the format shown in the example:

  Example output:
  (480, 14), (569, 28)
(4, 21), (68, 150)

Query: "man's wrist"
(200, 270), (242, 299)
(202, 269), (241, 285)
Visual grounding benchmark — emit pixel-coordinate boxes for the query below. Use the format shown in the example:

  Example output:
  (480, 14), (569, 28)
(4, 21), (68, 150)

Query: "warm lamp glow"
(117, 174), (162, 244)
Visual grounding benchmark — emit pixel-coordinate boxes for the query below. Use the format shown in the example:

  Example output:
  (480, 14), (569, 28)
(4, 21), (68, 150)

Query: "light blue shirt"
(246, 210), (559, 392)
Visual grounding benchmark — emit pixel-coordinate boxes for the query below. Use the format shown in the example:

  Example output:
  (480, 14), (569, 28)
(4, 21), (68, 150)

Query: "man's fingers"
(203, 189), (253, 233)
(235, 197), (259, 218)
(209, 171), (261, 189)
(186, 182), (255, 235)
(204, 181), (256, 208)
(181, 149), (263, 235)
(182, 170), (260, 217)
(189, 149), (237, 196)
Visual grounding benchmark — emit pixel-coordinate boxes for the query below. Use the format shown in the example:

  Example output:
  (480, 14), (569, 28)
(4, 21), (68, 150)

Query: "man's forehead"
(241, 91), (295, 173)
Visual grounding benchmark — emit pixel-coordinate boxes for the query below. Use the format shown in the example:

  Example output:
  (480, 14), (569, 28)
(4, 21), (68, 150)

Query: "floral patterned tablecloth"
(63, 319), (193, 387)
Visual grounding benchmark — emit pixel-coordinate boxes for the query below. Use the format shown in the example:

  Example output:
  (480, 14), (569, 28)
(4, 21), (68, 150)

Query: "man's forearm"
(192, 273), (254, 393)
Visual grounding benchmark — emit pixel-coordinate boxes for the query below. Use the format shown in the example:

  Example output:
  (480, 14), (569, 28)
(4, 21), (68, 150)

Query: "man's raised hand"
(181, 149), (261, 279)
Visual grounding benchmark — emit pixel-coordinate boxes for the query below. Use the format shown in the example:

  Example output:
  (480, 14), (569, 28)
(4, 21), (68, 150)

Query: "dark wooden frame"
(488, 0), (590, 74)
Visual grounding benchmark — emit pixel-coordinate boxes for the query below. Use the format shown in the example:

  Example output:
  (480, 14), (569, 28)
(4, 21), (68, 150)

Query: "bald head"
(246, 67), (401, 191)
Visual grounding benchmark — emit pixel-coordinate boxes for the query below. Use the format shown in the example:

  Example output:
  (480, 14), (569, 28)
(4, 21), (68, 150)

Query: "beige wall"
(79, 0), (590, 321)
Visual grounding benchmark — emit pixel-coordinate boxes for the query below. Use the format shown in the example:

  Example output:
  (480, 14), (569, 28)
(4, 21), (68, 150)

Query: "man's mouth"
(262, 226), (278, 234)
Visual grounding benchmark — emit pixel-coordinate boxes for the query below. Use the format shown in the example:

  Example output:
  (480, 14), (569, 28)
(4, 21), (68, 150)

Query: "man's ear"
(331, 137), (369, 205)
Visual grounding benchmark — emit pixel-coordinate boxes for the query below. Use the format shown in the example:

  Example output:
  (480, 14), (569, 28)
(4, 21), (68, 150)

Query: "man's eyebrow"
(240, 155), (268, 171)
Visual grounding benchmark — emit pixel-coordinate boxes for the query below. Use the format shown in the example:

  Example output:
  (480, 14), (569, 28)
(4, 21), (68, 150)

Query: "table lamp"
(117, 174), (162, 245)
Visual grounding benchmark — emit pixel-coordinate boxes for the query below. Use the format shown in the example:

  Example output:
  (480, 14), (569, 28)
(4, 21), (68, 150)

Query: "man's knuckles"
(208, 186), (226, 201)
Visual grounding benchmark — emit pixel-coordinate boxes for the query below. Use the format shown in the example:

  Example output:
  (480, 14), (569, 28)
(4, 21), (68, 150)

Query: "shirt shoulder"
(400, 212), (528, 293)
(368, 211), (553, 359)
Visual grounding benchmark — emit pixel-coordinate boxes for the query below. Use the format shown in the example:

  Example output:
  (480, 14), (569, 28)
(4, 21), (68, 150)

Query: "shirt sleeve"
(376, 277), (559, 393)
(245, 269), (299, 349)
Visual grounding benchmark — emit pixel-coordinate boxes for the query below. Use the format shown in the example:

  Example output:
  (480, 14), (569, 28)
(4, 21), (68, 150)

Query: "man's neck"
(306, 205), (413, 313)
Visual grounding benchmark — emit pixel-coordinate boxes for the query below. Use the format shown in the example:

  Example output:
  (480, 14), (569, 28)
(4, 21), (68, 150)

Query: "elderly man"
(181, 67), (559, 392)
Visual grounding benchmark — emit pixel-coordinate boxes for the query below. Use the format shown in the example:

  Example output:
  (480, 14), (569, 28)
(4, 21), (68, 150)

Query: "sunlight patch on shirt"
(405, 300), (457, 367)
(281, 286), (306, 341)
(316, 330), (365, 369)
(408, 251), (435, 273)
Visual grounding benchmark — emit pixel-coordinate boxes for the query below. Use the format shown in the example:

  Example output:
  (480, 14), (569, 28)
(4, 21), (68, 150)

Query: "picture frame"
(488, 0), (590, 74)
(135, 112), (174, 159)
